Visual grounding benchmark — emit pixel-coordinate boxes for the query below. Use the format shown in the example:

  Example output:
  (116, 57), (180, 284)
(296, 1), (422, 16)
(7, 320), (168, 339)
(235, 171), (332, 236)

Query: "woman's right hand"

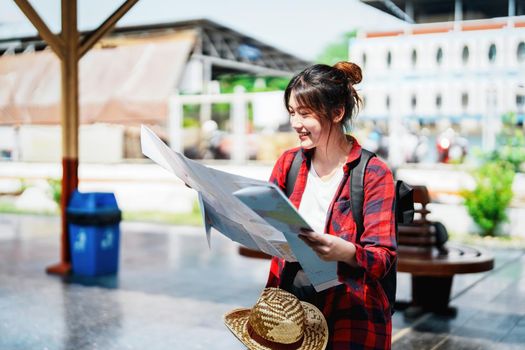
(299, 229), (358, 267)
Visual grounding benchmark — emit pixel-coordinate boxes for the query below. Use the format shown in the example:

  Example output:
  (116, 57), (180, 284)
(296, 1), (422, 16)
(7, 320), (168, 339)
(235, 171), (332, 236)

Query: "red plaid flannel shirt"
(266, 137), (396, 350)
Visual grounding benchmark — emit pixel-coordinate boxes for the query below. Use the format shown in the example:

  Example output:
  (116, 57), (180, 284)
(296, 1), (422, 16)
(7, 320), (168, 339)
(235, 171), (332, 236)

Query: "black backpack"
(282, 148), (414, 314)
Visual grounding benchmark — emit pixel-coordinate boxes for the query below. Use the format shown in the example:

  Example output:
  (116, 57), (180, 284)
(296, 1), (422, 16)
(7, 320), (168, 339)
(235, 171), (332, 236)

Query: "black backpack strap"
(285, 150), (303, 198)
(351, 149), (399, 315)
(350, 149), (376, 241)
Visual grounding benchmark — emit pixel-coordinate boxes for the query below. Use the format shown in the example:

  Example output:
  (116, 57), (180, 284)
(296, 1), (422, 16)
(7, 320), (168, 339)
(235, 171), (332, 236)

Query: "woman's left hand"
(299, 229), (358, 266)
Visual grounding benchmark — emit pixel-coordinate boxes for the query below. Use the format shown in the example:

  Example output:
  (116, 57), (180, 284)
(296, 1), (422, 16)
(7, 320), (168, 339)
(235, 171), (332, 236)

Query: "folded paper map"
(140, 125), (340, 291)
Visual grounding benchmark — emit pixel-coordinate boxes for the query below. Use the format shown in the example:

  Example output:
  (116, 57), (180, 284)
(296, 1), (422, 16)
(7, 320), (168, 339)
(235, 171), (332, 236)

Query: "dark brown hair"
(284, 61), (362, 128)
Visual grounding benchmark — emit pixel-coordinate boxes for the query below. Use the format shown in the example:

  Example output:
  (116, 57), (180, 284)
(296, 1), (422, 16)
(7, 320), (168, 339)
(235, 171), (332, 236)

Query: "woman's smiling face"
(288, 92), (329, 150)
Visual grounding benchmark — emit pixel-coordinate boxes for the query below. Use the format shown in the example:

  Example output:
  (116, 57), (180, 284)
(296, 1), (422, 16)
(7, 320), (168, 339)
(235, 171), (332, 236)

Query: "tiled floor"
(0, 214), (524, 350)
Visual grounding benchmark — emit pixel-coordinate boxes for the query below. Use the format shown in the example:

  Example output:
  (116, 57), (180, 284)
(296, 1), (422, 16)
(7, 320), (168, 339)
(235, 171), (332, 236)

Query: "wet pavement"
(0, 214), (524, 350)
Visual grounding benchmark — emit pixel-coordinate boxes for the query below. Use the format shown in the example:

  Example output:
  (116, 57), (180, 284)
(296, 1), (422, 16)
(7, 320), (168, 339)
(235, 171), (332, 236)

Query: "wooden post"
(13, 0), (141, 275)
(12, 0), (64, 59)
(46, 0), (80, 275)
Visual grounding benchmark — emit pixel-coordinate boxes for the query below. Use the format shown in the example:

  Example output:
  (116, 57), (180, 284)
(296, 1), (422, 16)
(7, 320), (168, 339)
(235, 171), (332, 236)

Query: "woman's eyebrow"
(296, 106), (311, 114)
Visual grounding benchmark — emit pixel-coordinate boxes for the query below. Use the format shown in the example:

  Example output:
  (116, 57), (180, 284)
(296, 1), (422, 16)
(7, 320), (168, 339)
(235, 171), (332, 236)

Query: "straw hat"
(224, 288), (328, 350)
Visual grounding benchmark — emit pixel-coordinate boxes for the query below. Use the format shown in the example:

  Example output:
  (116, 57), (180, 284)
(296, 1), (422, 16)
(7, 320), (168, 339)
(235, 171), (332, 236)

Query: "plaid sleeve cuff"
(336, 244), (366, 282)
(353, 243), (395, 280)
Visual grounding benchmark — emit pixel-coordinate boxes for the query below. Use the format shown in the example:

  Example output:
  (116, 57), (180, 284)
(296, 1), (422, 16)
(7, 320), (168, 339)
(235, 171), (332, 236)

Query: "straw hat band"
(247, 323), (304, 350)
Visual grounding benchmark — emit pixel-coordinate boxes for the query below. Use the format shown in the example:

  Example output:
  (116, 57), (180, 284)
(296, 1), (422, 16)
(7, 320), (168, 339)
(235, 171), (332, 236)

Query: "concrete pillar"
(388, 91), (404, 169)
(509, 0), (516, 17)
(483, 87), (497, 152)
(231, 86), (247, 163)
(201, 59), (213, 124)
(405, 0), (414, 22)
(454, 0), (463, 21)
(168, 94), (184, 153)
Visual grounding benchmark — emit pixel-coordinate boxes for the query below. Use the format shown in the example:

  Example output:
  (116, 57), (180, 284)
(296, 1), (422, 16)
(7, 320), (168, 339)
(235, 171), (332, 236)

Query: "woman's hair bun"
(333, 61), (362, 85)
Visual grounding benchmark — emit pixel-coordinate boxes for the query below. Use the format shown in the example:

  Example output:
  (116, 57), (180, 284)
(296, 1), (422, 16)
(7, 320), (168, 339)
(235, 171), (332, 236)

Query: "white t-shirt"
(298, 164), (344, 234)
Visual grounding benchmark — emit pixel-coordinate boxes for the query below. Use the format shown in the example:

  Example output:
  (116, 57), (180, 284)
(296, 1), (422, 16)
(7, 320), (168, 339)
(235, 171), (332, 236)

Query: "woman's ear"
(333, 107), (345, 124)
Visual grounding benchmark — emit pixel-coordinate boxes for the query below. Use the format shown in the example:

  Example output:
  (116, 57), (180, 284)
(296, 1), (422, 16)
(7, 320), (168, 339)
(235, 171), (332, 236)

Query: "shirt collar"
(345, 135), (362, 167)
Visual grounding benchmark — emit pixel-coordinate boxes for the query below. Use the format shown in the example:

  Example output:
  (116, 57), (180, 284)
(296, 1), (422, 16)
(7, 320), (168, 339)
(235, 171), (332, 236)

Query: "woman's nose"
(290, 116), (302, 128)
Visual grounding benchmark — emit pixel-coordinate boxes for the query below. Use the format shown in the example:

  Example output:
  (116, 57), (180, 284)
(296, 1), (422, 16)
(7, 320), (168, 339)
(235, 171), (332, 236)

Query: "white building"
(353, 0), (525, 127)
(350, 17), (525, 124)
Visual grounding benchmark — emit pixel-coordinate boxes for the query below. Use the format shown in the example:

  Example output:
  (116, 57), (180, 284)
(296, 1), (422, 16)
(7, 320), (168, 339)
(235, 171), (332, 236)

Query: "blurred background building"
(0, 19), (309, 162)
(0, 0), (523, 236)
(0, 0), (523, 166)
(352, 0), (525, 164)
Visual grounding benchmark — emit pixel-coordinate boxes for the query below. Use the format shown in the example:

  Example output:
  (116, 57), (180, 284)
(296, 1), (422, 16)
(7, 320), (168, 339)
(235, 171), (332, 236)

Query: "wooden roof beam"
(79, 0), (140, 58)
(13, 0), (65, 59)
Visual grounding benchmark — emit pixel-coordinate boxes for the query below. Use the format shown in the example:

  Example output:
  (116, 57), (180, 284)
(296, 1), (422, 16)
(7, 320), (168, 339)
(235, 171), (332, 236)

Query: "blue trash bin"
(67, 190), (121, 276)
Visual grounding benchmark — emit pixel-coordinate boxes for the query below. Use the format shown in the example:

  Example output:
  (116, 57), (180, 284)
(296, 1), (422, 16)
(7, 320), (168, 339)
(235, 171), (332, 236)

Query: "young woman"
(266, 62), (396, 349)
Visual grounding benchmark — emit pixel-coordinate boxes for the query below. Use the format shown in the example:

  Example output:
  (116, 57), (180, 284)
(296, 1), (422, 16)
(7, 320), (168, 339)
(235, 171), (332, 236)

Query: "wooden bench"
(397, 185), (494, 315)
(238, 246), (271, 260)
(239, 185), (495, 315)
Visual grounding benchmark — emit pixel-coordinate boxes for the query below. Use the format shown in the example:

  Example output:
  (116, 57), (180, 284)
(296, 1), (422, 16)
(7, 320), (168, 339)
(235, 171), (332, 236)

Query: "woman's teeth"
(299, 132), (310, 136)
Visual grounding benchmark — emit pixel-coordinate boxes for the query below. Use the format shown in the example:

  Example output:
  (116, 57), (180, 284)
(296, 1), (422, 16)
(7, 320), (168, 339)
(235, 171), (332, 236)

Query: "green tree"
(214, 75), (290, 128)
(461, 161), (515, 236)
(461, 112), (523, 236)
(218, 75), (290, 93)
(182, 104), (201, 128)
(316, 31), (357, 65)
(484, 112), (525, 172)
(47, 178), (61, 205)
